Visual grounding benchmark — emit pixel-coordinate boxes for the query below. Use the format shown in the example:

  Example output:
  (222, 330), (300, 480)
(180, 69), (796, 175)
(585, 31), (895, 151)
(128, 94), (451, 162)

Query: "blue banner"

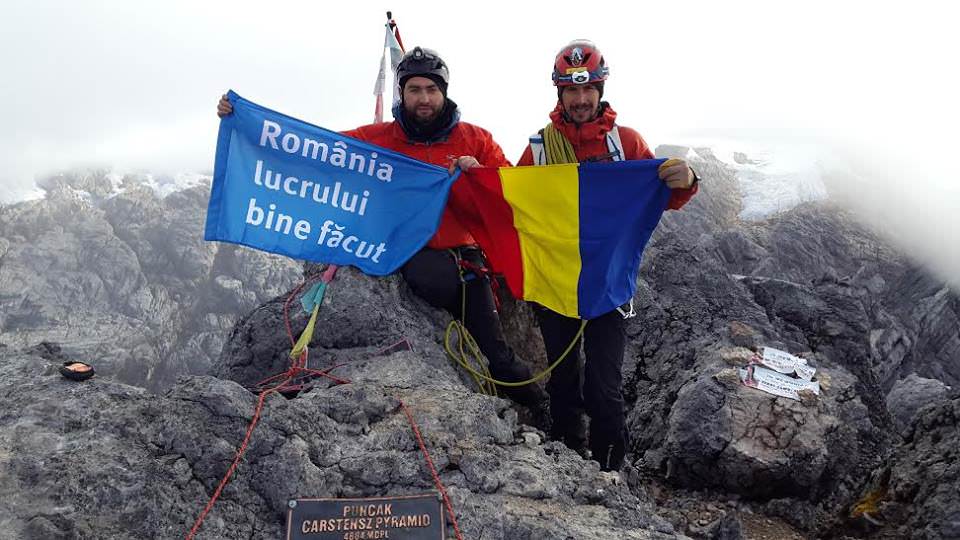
(205, 90), (458, 275)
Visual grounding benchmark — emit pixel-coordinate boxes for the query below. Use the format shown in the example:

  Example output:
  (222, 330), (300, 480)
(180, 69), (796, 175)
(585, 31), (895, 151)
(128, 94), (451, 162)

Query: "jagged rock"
(213, 265), (461, 391)
(37, 169), (117, 199)
(885, 270), (960, 387)
(620, 159), (944, 535)
(708, 202), (960, 393)
(4, 146), (958, 540)
(0, 174), (301, 391)
(854, 396), (960, 539)
(726, 323), (761, 350)
(886, 374), (952, 436)
(213, 262), (552, 429)
(0, 347), (684, 540)
(705, 512), (745, 540)
(731, 152), (759, 166)
(639, 347), (882, 504)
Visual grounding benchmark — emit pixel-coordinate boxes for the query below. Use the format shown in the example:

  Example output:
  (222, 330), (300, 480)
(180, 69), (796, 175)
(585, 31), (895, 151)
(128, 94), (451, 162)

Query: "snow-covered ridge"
(14, 169), (213, 204)
(104, 171), (210, 200)
(685, 141), (829, 221)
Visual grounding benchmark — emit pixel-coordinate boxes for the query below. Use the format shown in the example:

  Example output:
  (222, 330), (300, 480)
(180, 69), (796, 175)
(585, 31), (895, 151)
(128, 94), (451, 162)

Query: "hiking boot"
(590, 429), (627, 472)
(591, 441), (625, 471)
(550, 411), (589, 458)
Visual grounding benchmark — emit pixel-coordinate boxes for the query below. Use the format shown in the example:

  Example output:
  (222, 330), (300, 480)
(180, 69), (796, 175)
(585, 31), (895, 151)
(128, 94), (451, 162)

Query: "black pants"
(536, 305), (628, 469)
(400, 247), (515, 373)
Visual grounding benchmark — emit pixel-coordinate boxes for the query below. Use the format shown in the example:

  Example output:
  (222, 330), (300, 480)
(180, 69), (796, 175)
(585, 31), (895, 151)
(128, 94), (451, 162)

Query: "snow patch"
(700, 140), (829, 220)
(17, 169), (213, 203)
(685, 147), (703, 162)
(137, 172), (209, 199)
(66, 186), (94, 203)
(1, 186), (46, 203)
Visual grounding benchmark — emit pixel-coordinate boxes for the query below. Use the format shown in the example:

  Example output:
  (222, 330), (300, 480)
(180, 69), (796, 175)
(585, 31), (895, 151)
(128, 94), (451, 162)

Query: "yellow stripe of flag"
(499, 164), (581, 317)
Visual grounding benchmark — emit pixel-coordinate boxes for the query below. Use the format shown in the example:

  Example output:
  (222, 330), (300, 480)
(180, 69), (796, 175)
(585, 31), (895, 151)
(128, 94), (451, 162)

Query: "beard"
(566, 103), (597, 122)
(407, 102), (443, 124)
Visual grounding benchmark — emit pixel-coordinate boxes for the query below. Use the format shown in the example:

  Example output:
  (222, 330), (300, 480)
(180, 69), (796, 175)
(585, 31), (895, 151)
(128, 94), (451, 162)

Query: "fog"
(2, 0), (956, 285)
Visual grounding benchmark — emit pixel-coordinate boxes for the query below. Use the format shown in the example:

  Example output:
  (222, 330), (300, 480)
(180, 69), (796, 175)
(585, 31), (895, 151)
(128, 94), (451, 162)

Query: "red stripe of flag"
(390, 21), (405, 51)
(450, 169), (524, 299)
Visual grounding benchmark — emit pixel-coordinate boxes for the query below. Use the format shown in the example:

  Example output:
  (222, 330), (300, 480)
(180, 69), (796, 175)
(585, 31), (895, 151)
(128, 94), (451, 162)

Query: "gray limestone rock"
(886, 374), (952, 436)
(0, 172), (301, 392)
(3, 148), (958, 540)
(851, 396), (960, 539)
(0, 347), (683, 540)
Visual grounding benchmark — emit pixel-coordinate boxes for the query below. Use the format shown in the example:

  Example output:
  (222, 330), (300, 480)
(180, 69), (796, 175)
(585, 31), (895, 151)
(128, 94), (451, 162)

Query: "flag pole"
(374, 11), (406, 123)
(387, 11), (405, 52)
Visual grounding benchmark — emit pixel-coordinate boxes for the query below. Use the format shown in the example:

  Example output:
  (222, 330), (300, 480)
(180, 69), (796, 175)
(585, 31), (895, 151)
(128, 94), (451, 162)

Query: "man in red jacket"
(218, 47), (545, 407)
(517, 40), (699, 471)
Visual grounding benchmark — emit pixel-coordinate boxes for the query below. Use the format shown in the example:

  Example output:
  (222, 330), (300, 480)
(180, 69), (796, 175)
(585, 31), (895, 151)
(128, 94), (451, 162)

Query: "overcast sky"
(2, 0), (958, 281)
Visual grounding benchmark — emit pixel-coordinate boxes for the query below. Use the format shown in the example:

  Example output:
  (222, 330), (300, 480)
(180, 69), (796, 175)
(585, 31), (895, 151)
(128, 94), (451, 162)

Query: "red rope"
(185, 268), (463, 539)
(185, 388), (273, 540)
(399, 400), (464, 540)
(187, 271), (341, 539)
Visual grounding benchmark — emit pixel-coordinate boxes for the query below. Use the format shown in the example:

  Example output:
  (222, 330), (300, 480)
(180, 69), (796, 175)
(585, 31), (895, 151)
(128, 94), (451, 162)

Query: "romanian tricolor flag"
(451, 159), (671, 320)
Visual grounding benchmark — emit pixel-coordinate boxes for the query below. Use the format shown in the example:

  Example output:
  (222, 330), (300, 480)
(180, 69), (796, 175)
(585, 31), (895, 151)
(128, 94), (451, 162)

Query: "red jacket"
(517, 102), (697, 210)
(344, 120), (510, 249)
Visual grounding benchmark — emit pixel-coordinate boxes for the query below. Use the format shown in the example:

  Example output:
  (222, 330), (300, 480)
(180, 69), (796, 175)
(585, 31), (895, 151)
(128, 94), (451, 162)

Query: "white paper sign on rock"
(739, 364), (821, 401)
(762, 347), (816, 381)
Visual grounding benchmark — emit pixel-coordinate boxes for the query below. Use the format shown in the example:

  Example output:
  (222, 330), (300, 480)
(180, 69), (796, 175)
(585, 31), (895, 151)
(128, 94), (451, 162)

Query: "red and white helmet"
(552, 39), (609, 86)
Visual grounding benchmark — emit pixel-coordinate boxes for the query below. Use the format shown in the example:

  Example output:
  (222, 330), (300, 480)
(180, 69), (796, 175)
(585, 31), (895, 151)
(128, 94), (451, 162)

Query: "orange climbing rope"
(185, 266), (463, 540)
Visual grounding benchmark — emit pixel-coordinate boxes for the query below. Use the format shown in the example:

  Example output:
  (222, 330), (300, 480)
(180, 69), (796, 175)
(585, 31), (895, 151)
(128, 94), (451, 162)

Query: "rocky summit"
(0, 150), (957, 539)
